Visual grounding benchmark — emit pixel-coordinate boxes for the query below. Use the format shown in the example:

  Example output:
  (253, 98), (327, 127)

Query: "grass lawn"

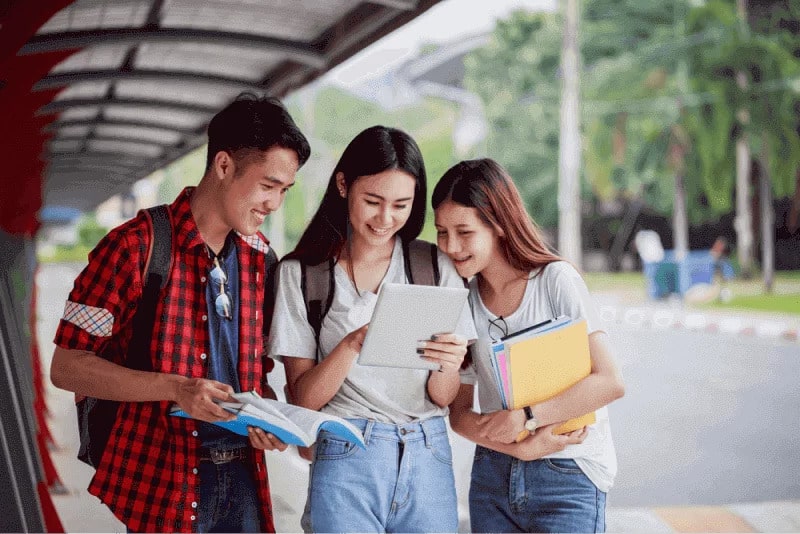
(709, 293), (800, 314)
(583, 270), (800, 316)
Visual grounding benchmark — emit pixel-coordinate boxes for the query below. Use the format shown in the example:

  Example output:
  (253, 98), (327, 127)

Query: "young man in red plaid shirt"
(51, 93), (310, 533)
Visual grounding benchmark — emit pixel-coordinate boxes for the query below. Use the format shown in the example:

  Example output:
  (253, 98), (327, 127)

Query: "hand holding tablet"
(357, 283), (469, 370)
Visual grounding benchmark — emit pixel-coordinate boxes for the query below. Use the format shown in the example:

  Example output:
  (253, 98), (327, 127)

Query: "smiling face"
(219, 146), (299, 236)
(434, 199), (504, 279)
(339, 168), (416, 250)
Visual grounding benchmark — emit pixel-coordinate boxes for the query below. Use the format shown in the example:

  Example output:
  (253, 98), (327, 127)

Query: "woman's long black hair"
(285, 125), (427, 265)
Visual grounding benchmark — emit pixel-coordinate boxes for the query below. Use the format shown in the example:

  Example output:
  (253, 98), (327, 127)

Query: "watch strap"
(524, 406), (534, 420)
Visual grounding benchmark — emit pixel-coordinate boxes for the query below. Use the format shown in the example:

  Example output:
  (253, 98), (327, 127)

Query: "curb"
(597, 305), (800, 343)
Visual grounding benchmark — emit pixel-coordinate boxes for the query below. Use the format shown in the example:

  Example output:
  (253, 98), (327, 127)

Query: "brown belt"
(199, 447), (249, 464)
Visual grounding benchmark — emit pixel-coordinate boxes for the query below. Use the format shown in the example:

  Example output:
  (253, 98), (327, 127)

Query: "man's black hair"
(205, 92), (311, 171)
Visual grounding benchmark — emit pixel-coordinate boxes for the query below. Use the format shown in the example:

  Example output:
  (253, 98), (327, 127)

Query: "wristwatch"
(523, 406), (539, 432)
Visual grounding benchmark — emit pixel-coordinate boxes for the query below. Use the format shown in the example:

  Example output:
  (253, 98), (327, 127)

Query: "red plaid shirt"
(54, 188), (277, 533)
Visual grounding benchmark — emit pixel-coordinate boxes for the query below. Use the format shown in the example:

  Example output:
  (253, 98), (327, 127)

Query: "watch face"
(524, 418), (538, 431)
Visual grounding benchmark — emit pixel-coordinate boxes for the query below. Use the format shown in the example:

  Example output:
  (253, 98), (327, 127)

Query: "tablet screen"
(357, 283), (469, 370)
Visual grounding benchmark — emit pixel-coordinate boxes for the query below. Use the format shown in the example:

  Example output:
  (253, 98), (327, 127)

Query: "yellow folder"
(507, 319), (596, 435)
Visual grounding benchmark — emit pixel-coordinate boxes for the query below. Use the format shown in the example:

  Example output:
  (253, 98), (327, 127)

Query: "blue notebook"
(171, 391), (365, 448)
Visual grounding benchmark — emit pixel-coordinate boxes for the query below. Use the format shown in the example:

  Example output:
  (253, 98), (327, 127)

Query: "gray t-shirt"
(269, 238), (477, 424)
(463, 261), (618, 491)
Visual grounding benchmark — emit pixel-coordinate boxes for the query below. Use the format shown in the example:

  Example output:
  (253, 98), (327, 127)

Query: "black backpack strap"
(128, 205), (172, 371)
(403, 239), (440, 286)
(77, 205), (172, 468)
(301, 258), (335, 361)
(263, 246), (279, 337)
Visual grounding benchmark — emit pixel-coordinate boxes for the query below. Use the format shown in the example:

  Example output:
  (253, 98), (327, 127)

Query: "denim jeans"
(196, 455), (261, 533)
(469, 445), (606, 533)
(305, 417), (458, 533)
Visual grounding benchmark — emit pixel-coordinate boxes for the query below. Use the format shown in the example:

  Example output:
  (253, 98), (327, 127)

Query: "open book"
(170, 391), (365, 449)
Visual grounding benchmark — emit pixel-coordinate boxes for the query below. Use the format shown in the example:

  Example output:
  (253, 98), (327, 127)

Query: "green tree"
(464, 11), (563, 227)
(77, 214), (108, 249)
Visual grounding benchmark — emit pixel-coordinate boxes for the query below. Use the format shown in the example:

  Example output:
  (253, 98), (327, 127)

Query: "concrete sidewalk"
(46, 438), (800, 533)
(44, 369), (800, 533)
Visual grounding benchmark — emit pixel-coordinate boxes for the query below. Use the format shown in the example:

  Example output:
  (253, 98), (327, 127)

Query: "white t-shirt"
(462, 261), (618, 492)
(269, 237), (477, 424)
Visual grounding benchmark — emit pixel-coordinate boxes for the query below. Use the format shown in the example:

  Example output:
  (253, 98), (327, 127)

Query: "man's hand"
(173, 378), (236, 423)
(247, 427), (288, 452)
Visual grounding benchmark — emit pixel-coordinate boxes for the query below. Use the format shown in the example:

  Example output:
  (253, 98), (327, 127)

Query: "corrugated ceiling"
(0, 0), (443, 234)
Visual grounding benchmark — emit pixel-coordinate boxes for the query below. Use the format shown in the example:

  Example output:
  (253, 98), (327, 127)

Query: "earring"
(338, 187), (346, 197)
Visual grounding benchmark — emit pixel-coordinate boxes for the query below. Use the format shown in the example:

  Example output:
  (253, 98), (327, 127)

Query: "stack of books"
(490, 316), (595, 434)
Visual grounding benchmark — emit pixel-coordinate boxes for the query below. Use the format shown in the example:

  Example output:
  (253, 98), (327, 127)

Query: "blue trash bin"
(643, 252), (678, 299)
(644, 250), (734, 299)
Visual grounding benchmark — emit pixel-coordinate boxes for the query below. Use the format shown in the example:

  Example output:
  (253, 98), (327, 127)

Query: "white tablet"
(357, 282), (469, 370)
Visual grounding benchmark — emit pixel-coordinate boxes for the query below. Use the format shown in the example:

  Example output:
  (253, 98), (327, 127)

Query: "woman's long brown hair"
(432, 158), (562, 273)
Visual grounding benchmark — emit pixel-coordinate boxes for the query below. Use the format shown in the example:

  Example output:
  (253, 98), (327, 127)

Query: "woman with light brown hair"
(433, 158), (625, 533)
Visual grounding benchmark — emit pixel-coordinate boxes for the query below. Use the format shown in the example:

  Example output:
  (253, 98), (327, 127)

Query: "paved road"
(36, 263), (800, 532)
(607, 324), (800, 507)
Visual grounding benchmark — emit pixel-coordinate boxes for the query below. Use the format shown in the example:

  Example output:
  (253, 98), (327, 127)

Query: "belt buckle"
(209, 449), (237, 465)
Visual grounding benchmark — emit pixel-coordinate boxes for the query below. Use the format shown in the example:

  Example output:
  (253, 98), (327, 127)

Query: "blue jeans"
(196, 456), (261, 533)
(469, 445), (606, 533)
(305, 417), (458, 533)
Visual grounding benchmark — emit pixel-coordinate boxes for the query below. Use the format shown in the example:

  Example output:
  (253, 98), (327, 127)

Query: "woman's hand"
(476, 409), (527, 444)
(341, 324), (369, 354)
(511, 424), (588, 462)
(418, 333), (468, 374)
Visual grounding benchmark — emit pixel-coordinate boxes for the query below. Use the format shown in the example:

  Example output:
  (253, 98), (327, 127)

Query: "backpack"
(76, 205), (278, 468)
(76, 205), (171, 468)
(300, 239), (440, 353)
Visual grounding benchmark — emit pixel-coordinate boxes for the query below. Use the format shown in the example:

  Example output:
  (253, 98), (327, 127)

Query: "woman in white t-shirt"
(432, 158), (625, 533)
(269, 126), (476, 533)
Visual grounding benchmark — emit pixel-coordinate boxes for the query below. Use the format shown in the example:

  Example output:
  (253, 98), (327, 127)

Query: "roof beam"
(20, 28), (326, 68)
(52, 133), (179, 149)
(45, 171), (138, 184)
(144, 0), (166, 27)
(272, 0), (440, 96)
(47, 163), (137, 175)
(43, 118), (201, 136)
(45, 153), (154, 167)
(37, 96), (219, 116)
(33, 69), (269, 93)
(367, 0), (418, 10)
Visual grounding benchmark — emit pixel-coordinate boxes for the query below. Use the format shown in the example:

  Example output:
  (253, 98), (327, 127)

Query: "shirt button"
(192, 468), (198, 474)
(191, 502), (197, 509)
(191, 515), (196, 521)
(200, 276), (206, 283)
(191, 431), (198, 437)
(200, 353), (207, 360)
(202, 314), (208, 321)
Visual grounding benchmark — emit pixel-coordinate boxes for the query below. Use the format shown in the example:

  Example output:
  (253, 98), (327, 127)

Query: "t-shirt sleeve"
(437, 249), (478, 343)
(547, 262), (604, 334)
(267, 259), (318, 361)
(459, 358), (478, 385)
(53, 227), (143, 360)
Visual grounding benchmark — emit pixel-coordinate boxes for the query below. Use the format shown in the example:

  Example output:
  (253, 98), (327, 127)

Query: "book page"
(170, 402), (312, 446)
(235, 392), (365, 448)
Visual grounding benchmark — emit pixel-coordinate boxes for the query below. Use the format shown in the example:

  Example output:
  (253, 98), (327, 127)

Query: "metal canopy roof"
(0, 0), (443, 235)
